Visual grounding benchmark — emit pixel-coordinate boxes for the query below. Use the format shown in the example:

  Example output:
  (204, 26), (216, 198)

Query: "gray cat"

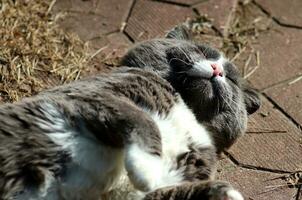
(0, 26), (260, 200)
(121, 25), (260, 152)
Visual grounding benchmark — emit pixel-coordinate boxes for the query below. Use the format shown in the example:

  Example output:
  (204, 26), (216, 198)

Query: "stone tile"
(81, 32), (132, 76)
(167, 0), (206, 5)
(53, 0), (99, 13)
(228, 97), (302, 172)
(246, 25), (302, 90)
(88, 32), (131, 59)
(194, 0), (238, 35)
(217, 158), (297, 200)
(256, 0), (302, 27)
(125, 0), (193, 41)
(53, 0), (133, 41)
(266, 80), (302, 127)
(54, 13), (112, 41)
(82, 61), (111, 77)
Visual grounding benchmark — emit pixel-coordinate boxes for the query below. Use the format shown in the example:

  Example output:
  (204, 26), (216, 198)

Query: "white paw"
(125, 144), (182, 192)
(209, 182), (244, 200)
(125, 144), (162, 191)
(226, 189), (244, 200)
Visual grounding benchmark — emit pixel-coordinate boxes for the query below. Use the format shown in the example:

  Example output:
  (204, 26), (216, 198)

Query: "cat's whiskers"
(223, 96), (237, 116)
(216, 98), (220, 115)
(175, 71), (187, 74)
(218, 87), (238, 116)
(221, 92), (242, 127)
(176, 46), (193, 63)
(183, 77), (188, 85)
(202, 47), (211, 59)
(169, 58), (192, 66)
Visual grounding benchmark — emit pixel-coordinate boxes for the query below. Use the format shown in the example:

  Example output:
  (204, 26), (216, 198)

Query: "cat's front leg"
(125, 142), (218, 193)
(177, 146), (217, 182)
(125, 131), (218, 192)
(125, 143), (183, 192)
(143, 181), (244, 200)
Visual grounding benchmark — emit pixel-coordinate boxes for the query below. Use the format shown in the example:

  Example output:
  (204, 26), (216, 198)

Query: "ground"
(1, 0), (302, 199)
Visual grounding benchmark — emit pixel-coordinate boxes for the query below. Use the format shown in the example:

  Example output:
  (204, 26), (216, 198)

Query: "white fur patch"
(226, 189), (244, 200)
(194, 55), (226, 82)
(38, 103), (125, 199)
(125, 144), (183, 191)
(151, 98), (213, 152)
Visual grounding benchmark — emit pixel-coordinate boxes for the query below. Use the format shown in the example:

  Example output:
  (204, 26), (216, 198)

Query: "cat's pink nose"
(211, 63), (223, 77)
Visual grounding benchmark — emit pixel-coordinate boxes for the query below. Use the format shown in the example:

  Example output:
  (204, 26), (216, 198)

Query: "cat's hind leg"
(76, 94), (167, 192)
(102, 96), (180, 192)
(143, 180), (244, 200)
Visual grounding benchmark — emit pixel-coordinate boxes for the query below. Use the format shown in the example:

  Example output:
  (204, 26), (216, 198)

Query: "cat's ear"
(165, 25), (192, 40)
(243, 86), (261, 115)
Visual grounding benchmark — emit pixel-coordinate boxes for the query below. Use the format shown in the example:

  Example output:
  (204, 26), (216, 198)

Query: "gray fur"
(177, 146), (217, 182)
(144, 181), (238, 200)
(121, 25), (261, 151)
(0, 68), (177, 199)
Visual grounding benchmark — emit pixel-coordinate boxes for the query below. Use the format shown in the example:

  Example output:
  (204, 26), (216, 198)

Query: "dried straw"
(0, 0), (90, 102)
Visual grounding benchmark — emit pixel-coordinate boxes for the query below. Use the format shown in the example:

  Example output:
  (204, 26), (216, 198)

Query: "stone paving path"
(53, 0), (302, 199)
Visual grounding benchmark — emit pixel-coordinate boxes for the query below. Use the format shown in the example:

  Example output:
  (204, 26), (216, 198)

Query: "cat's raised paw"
(208, 182), (244, 200)
(225, 189), (244, 200)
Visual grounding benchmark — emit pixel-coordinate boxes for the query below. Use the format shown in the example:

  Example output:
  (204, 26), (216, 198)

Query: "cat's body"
(1, 68), (215, 200)
(0, 26), (260, 200)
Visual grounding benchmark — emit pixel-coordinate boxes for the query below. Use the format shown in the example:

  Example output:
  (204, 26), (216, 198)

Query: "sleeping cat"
(0, 26), (260, 200)
(121, 25), (261, 152)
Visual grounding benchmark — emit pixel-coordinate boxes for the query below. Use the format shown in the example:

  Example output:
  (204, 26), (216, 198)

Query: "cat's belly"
(43, 128), (126, 199)
(147, 98), (213, 159)
(14, 140), (126, 200)
(58, 147), (124, 199)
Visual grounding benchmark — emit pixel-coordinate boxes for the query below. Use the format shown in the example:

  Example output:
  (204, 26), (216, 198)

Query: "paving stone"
(54, 13), (112, 41)
(88, 32), (131, 59)
(53, 0), (99, 13)
(266, 80), (302, 127)
(167, 0), (206, 5)
(227, 97), (302, 172)
(247, 25), (302, 91)
(53, 0), (133, 41)
(125, 0), (193, 41)
(217, 158), (297, 200)
(256, 0), (302, 27)
(194, 0), (238, 35)
(80, 32), (132, 77)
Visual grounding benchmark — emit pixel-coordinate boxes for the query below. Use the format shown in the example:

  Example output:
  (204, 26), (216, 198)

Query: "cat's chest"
(146, 99), (213, 161)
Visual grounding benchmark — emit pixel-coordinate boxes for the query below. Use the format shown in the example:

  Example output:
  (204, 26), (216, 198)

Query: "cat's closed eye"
(197, 45), (220, 60)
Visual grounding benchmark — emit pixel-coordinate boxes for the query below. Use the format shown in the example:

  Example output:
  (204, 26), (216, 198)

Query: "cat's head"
(121, 25), (261, 152)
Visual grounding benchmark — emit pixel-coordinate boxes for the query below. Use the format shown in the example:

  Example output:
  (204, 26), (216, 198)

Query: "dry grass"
(0, 0), (274, 103)
(190, 0), (272, 79)
(222, 0), (272, 77)
(0, 0), (90, 102)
